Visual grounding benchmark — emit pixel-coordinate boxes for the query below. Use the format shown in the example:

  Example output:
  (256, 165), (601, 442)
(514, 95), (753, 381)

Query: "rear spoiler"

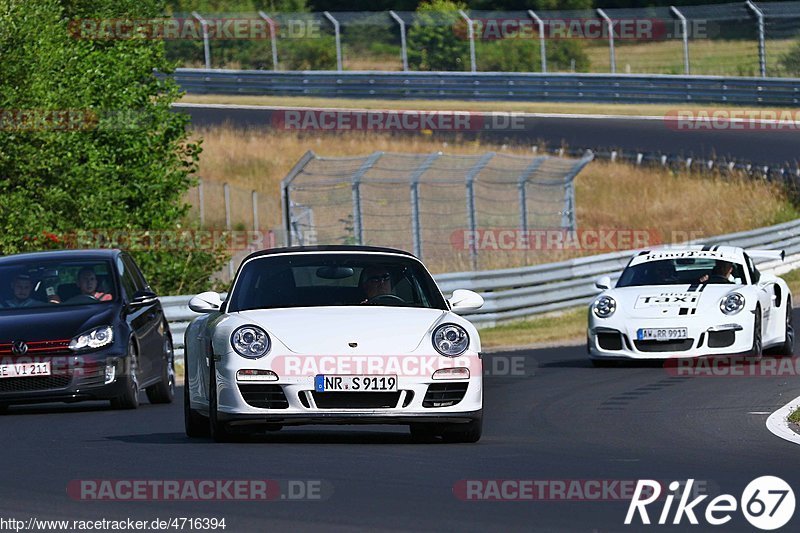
(746, 249), (785, 261)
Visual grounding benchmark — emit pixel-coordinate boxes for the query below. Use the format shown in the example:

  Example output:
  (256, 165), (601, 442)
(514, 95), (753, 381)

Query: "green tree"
(0, 0), (227, 294)
(407, 0), (470, 71)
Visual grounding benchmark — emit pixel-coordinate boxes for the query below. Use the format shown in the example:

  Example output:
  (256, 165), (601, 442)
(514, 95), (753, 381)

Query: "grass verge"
(788, 407), (800, 425)
(479, 307), (587, 350)
(180, 94), (798, 117)
(783, 268), (800, 298)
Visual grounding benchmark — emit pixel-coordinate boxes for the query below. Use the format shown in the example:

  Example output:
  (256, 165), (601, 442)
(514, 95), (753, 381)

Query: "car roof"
(242, 245), (418, 262)
(0, 249), (122, 265)
(630, 245), (745, 266)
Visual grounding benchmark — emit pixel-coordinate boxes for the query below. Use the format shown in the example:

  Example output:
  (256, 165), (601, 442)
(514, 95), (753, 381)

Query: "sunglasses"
(366, 273), (391, 283)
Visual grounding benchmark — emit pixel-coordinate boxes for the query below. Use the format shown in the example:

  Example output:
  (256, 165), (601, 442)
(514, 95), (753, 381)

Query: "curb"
(766, 393), (800, 445)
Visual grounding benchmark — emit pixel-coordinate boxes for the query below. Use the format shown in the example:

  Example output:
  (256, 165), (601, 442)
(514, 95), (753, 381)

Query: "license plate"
(0, 361), (51, 378)
(315, 375), (397, 392)
(637, 328), (688, 341)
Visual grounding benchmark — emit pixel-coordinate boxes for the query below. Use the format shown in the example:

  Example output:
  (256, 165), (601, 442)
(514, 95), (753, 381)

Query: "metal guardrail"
(163, 218), (800, 360)
(173, 69), (800, 106)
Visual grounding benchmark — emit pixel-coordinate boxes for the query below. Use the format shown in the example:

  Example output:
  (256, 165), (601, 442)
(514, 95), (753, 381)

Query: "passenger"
(77, 267), (113, 301)
(3, 275), (37, 308)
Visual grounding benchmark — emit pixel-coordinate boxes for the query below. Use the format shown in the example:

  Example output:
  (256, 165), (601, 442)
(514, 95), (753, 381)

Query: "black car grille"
(423, 383), (468, 408)
(634, 339), (694, 352)
(0, 340), (71, 356)
(310, 391), (402, 409)
(597, 331), (623, 350)
(707, 330), (736, 348)
(0, 375), (71, 393)
(238, 384), (289, 409)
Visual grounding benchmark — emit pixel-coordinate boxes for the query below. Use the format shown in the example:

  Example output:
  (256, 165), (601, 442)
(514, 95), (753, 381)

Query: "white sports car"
(184, 246), (485, 442)
(588, 246), (794, 364)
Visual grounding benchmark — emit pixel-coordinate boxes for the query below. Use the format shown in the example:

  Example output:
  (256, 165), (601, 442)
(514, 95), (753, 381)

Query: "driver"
(77, 267), (113, 301)
(3, 275), (37, 308)
(699, 260), (734, 284)
(359, 267), (394, 303)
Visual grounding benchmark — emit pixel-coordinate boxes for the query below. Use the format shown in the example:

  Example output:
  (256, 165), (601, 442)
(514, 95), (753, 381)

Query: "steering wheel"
(367, 294), (405, 304)
(65, 294), (99, 304)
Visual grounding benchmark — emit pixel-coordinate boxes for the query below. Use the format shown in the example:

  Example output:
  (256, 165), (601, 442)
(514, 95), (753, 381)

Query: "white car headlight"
(432, 323), (469, 357)
(720, 293), (745, 315)
(69, 326), (113, 352)
(231, 325), (270, 359)
(593, 296), (616, 318)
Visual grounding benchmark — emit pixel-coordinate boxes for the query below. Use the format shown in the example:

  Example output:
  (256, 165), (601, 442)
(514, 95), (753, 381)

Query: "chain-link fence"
(281, 150), (594, 273)
(165, 3), (800, 78)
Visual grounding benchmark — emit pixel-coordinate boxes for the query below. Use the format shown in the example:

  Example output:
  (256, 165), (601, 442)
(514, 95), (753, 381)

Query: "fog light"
(236, 369), (279, 382)
(104, 361), (116, 384)
(432, 367), (470, 380)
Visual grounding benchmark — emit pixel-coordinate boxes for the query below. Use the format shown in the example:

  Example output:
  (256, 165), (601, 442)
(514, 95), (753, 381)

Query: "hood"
(0, 304), (118, 342)
(233, 307), (448, 354)
(610, 284), (742, 319)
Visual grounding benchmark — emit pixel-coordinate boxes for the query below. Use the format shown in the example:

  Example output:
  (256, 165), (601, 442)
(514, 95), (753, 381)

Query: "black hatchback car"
(0, 249), (174, 411)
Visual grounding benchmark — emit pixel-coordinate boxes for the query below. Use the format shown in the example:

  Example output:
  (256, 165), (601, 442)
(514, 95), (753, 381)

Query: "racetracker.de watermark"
(67, 479), (332, 501)
(68, 18), (290, 40)
(0, 109), (159, 132)
(450, 229), (704, 252)
(456, 17), (678, 41)
(665, 109), (800, 131)
(271, 110), (526, 132)
(41, 229), (276, 253)
(664, 356), (800, 377)
(453, 479), (711, 501)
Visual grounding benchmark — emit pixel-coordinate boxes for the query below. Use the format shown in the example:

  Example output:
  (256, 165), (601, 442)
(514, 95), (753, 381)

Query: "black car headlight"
(69, 326), (114, 352)
(231, 325), (271, 359)
(593, 296), (616, 318)
(432, 323), (469, 357)
(720, 293), (745, 315)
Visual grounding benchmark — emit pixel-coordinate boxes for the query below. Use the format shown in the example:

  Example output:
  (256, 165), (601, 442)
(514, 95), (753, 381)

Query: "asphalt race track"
(175, 103), (800, 168)
(2, 309), (798, 532)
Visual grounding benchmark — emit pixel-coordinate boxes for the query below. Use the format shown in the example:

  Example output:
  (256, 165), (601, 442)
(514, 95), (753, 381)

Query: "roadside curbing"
(766, 393), (800, 446)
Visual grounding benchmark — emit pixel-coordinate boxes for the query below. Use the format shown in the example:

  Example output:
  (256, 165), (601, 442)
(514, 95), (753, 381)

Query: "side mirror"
(130, 289), (158, 307)
(189, 291), (223, 313)
(595, 275), (612, 291)
(448, 289), (484, 313)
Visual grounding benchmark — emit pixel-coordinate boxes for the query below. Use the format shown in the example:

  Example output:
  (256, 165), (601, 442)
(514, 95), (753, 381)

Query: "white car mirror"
(448, 289), (484, 313)
(189, 291), (223, 313)
(595, 275), (612, 291)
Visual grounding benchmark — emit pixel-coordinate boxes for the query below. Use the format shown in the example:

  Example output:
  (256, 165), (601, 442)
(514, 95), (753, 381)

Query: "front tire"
(184, 376), (209, 438)
(110, 341), (140, 409)
(770, 298), (794, 356)
(146, 335), (175, 404)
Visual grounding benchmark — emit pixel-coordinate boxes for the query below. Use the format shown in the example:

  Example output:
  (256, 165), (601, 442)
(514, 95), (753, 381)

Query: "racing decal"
(678, 307), (698, 315)
(687, 283), (700, 292)
(634, 292), (700, 309)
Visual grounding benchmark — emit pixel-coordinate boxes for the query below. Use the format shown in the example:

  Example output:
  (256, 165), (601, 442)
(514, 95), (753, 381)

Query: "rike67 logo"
(626, 477), (795, 530)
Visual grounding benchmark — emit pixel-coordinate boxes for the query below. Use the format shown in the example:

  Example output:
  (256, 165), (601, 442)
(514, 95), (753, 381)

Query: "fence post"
(746, 1), (766, 77)
(191, 12), (211, 69)
(596, 9), (616, 74)
(561, 152), (594, 231)
(389, 10), (408, 72)
(527, 10), (547, 73)
(351, 152), (383, 245)
(257, 11), (279, 70)
(280, 150), (316, 247)
(458, 10), (477, 73)
(670, 6), (690, 75)
(517, 156), (546, 232)
(252, 190), (259, 232)
(408, 152), (441, 259)
(198, 178), (205, 227)
(465, 153), (495, 269)
(323, 11), (343, 71)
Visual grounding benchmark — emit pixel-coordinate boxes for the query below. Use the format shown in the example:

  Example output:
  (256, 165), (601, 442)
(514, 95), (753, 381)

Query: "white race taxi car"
(588, 246), (794, 364)
(184, 246), (485, 442)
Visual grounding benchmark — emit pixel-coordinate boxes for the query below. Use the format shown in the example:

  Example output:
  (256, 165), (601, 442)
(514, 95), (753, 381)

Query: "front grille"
(238, 384), (289, 409)
(0, 375), (71, 393)
(0, 340), (71, 356)
(423, 383), (468, 408)
(310, 391), (401, 409)
(634, 339), (694, 352)
(707, 330), (736, 348)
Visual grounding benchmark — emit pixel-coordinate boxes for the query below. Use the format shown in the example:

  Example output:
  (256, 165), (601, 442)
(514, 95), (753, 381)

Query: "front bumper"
(587, 317), (753, 360)
(0, 351), (128, 406)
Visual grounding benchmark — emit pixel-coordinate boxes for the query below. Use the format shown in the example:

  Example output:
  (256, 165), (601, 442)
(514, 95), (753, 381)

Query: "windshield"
(0, 259), (117, 310)
(228, 253), (447, 312)
(617, 258), (746, 288)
